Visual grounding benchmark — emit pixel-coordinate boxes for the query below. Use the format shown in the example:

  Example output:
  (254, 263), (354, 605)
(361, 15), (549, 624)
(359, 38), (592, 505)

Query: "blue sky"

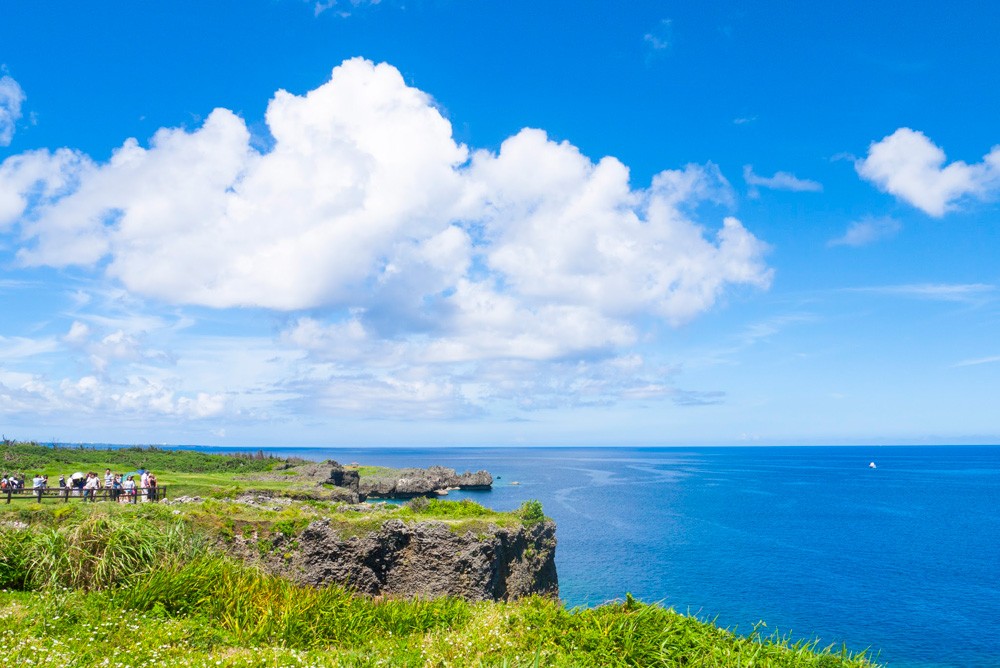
(1, 0), (998, 447)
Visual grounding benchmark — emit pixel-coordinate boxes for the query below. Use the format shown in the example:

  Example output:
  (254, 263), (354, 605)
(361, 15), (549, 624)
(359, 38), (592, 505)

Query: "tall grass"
(123, 556), (470, 648)
(0, 514), (200, 590)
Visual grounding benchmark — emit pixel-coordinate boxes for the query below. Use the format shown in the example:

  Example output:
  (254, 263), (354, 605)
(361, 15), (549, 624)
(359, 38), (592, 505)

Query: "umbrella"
(71, 472), (85, 480)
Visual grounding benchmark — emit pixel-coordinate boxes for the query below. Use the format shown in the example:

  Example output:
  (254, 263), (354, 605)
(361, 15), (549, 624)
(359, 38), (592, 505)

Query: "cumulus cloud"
(0, 58), (772, 418)
(743, 165), (822, 198)
(828, 216), (901, 247)
(0, 75), (25, 146)
(856, 128), (1000, 216)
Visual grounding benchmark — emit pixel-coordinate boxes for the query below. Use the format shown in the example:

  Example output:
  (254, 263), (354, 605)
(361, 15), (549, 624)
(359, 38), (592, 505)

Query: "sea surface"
(171, 444), (998, 667)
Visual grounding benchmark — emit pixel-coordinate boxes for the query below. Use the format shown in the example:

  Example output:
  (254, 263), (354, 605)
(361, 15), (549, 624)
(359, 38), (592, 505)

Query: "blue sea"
(175, 444), (998, 667)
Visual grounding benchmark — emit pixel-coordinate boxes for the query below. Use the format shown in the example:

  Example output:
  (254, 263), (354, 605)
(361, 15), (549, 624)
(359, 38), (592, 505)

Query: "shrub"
(518, 500), (544, 525)
(406, 496), (431, 513)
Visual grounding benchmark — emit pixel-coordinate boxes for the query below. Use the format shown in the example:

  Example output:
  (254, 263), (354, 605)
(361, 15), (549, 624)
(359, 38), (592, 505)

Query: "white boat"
(869, 462), (877, 469)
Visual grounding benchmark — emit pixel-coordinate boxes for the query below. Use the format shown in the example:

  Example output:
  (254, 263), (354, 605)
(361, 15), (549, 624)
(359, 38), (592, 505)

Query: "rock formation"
(247, 518), (558, 601)
(325, 462), (493, 499)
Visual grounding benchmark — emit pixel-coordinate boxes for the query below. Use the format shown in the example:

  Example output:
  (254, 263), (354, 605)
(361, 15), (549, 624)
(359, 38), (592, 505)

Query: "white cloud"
(856, 128), (1000, 216)
(60, 316), (173, 373)
(843, 283), (994, 302)
(644, 19), (673, 53)
(0, 75), (26, 146)
(743, 165), (822, 198)
(310, 0), (380, 17)
(0, 335), (59, 359)
(828, 216), (901, 247)
(7, 59), (470, 309)
(1, 58), (770, 327)
(0, 372), (226, 420)
(0, 58), (773, 420)
(0, 148), (90, 232)
(62, 320), (91, 345)
(953, 355), (1000, 368)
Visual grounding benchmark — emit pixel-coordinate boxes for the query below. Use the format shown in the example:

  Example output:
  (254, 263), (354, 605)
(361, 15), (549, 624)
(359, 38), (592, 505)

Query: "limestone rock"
(274, 518), (558, 601)
(354, 466), (493, 499)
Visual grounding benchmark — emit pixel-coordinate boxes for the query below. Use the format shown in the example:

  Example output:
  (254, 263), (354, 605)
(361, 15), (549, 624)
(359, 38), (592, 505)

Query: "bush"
(518, 500), (545, 525)
(405, 495), (431, 513)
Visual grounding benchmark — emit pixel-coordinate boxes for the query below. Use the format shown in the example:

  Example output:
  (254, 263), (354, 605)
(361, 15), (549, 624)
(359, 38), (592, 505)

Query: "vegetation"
(0, 442), (883, 667)
(2, 439), (281, 475)
(517, 500), (545, 526)
(1, 440), (298, 497)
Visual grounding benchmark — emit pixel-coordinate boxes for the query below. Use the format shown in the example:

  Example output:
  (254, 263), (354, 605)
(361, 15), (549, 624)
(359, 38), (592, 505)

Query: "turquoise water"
(178, 444), (998, 667)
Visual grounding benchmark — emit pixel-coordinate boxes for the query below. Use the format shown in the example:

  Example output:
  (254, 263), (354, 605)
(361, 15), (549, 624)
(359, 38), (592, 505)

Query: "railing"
(3, 486), (168, 504)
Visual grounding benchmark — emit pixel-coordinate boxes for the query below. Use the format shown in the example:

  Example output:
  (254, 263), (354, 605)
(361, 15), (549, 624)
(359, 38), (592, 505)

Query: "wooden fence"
(3, 486), (167, 504)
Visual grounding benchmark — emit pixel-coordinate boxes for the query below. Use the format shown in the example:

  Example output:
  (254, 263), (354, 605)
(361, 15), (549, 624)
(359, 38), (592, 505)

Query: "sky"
(1, 0), (998, 447)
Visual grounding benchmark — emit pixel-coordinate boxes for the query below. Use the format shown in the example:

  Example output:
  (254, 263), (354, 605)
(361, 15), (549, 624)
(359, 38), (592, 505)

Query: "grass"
(0, 564), (881, 667)
(348, 465), (399, 478)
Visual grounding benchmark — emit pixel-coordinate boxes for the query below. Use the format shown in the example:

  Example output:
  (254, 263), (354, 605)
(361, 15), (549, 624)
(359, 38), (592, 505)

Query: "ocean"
(180, 444), (998, 668)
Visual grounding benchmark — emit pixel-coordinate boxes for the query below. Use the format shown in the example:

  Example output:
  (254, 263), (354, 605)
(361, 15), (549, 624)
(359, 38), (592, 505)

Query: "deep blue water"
(155, 444), (998, 667)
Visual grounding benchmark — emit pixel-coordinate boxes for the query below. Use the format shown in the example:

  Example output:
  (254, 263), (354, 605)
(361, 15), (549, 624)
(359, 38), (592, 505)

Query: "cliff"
(233, 517), (558, 601)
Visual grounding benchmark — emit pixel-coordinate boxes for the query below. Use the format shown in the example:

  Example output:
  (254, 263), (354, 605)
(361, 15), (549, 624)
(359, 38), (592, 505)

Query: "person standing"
(146, 472), (158, 502)
(123, 474), (136, 503)
(83, 472), (99, 502)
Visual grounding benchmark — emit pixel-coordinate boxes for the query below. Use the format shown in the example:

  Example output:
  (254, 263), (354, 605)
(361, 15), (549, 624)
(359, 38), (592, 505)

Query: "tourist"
(140, 470), (149, 502)
(58, 474), (66, 489)
(123, 474), (136, 502)
(112, 473), (123, 502)
(83, 472), (100, 502)
(104, 468), (113, 490)
(147, 472), (158, 502)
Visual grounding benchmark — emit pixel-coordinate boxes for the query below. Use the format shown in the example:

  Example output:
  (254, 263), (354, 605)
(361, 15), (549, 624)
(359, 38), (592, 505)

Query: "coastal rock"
(326, 460), (360, 491)
(249, 518), (558, 601)
(354, 466), (494, 499)
(455, 469), (493, 490)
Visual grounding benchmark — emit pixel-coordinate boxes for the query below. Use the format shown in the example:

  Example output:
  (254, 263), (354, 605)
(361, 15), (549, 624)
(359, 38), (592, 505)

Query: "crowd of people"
(0, 468), (160, 502)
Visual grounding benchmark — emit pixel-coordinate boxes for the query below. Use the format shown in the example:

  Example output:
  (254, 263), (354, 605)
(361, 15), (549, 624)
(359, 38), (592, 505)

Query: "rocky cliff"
(237, 518), (558, 601)
(325, 462), (494, 499)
